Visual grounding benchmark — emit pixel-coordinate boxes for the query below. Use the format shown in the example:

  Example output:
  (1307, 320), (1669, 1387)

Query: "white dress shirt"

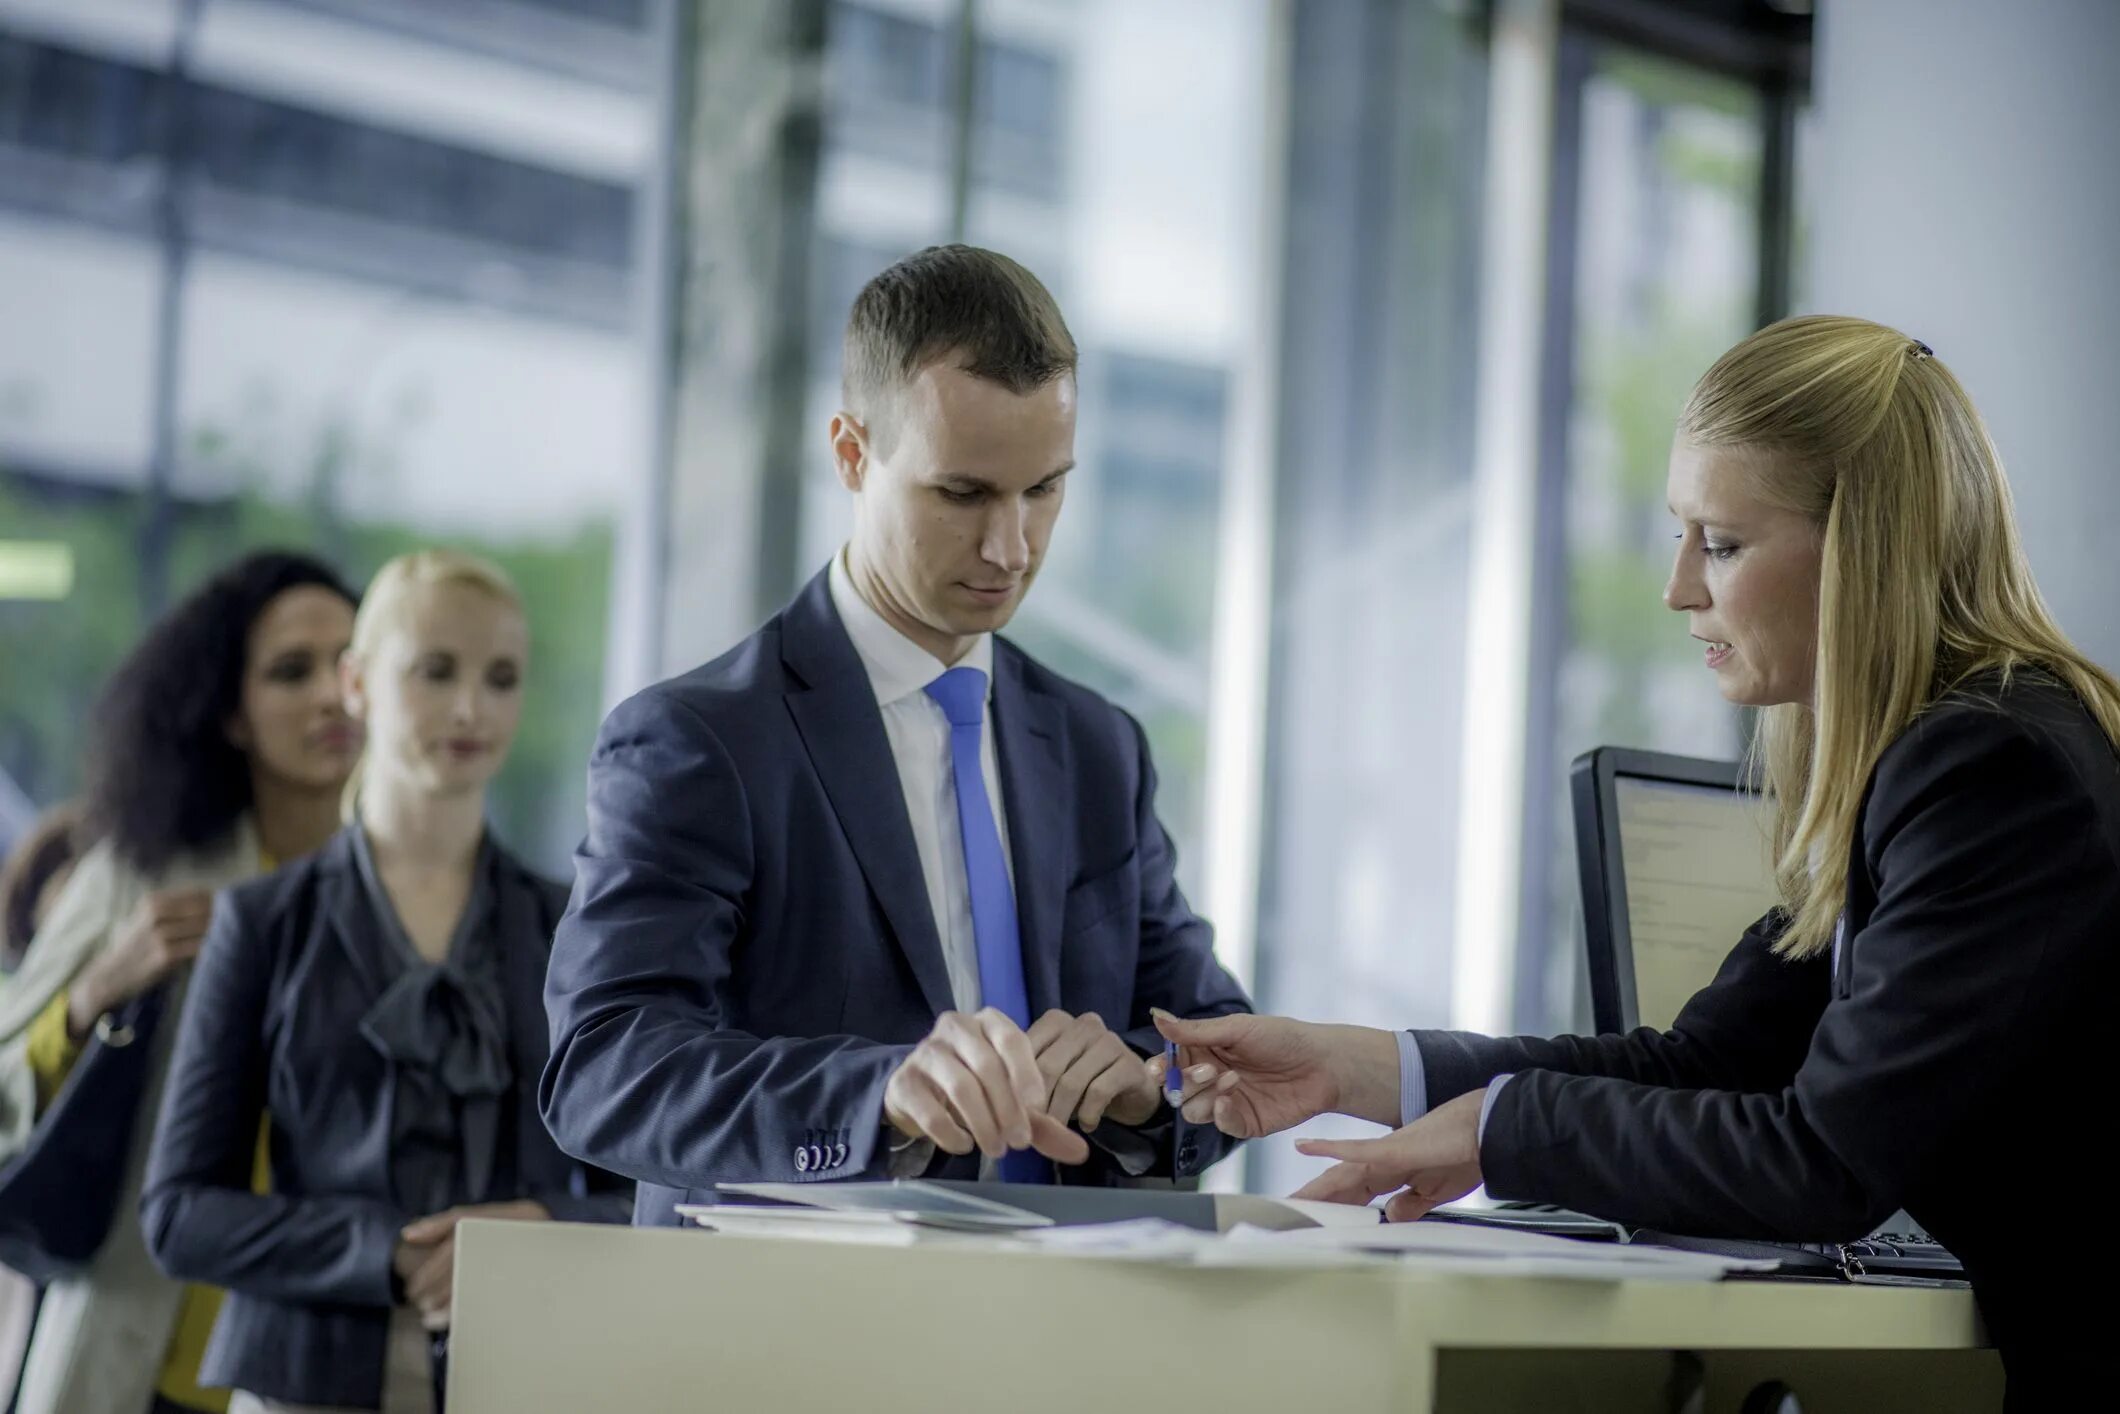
(831, 555), (1159, 1180)
(827, 552), (1014, 1016)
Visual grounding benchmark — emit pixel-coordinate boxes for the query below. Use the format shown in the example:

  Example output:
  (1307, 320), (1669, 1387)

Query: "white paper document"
(1016, 1218), (1220, 1261)
(675, 1182), (1770, 1282)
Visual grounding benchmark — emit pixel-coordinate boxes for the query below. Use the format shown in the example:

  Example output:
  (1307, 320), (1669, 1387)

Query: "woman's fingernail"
(1188, 1065), (1214, 1082)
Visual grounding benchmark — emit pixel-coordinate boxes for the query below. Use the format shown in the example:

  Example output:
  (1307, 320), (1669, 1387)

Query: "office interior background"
(0, 0), (2115, 1197)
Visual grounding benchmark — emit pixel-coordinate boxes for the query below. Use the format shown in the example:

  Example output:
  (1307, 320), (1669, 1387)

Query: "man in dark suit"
(541, 245), (1253, 1223)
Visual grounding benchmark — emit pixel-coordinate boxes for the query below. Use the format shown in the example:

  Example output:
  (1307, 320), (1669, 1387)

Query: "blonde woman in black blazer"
(1158, 318), (2115, 1410)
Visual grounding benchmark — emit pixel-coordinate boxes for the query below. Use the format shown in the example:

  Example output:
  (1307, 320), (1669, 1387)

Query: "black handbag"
(0, 984), (166, 1282)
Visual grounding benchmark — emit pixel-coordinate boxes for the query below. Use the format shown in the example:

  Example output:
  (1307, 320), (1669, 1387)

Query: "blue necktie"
(924, 666), (1049, 1184)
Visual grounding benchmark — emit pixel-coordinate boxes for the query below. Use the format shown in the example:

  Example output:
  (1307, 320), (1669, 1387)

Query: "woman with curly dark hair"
(0, 549), (360, 1414)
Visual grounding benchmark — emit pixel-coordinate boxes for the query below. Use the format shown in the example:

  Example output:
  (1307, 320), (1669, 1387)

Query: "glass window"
(0, 35), (165, 164)
(0, 34), (634, 297)
(969, 0), (1269, 899)
(0, 482), (149, 821)
(1247, 0), (1489, 1195)
(0, 14), (661, 872)
(823, 2), (952, 172)
(801, 0), (1273, 908)
(833, 4), (949, 112)
(973, 39), (1063, 199)
(188, 86), (634, 268)
(1519, 45), (1767, 1035)
(506, 0), (649, 26)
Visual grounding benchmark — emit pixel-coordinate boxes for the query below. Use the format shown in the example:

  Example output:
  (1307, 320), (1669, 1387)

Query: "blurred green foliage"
(1, 441), (611, 875)
(1565, 48), (1764, 740)
(0, 479), (147, 810)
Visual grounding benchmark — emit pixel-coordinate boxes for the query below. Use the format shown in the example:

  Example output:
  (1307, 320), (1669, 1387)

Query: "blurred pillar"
(1452, 0), (1558, 1036)
(945, 0), (977, 243)
(655, 0), (828, 675)
(139, 0), (207, 620)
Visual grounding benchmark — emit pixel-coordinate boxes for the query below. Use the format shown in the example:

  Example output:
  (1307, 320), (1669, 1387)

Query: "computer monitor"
(1570, 746), (1780, 1034)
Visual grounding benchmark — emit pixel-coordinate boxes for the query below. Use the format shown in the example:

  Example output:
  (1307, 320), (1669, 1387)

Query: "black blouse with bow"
(349, 825), (517, 1219)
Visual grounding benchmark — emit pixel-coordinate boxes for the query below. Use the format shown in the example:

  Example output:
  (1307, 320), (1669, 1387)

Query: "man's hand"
(395, 1200), (549, 1331)
(68, 888), (214, 1039)
(883, 1009), (1091, 1165)
(1290, 1088), (1487, 1222)
(1026, 1010), (1160, 1130)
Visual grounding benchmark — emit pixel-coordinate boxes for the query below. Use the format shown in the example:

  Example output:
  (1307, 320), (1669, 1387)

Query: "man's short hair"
(842, 244), (1077, 431)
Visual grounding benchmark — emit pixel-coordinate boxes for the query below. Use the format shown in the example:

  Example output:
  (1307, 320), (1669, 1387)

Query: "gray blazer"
(140, 827), (631, 1410)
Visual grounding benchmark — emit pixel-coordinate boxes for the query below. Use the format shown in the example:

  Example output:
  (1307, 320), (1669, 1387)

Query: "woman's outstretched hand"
(1289, 1088), (1487, 1222)
(1150, 1010), (1403, 1138)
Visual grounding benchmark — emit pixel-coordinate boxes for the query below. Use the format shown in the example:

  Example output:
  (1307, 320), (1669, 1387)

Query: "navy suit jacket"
(541, 569), (1253, 1224)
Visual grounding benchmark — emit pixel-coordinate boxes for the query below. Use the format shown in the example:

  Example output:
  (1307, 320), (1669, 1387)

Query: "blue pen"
(1164, 1039), (1184, 1110)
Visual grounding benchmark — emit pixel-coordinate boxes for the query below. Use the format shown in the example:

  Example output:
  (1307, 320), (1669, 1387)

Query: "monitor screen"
(1612, 775), (1780, 1031)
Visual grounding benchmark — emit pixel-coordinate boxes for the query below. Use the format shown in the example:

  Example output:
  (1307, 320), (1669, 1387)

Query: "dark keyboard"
(1630, 1229), (1965, 1282)
(1835, 1233), (1967, 1280)
(1484, 1204), (1967, 1282)
(1629, 1228), (1847, 1277)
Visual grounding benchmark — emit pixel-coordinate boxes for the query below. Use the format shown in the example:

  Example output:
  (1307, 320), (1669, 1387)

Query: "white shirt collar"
(827, 550), (994, 708)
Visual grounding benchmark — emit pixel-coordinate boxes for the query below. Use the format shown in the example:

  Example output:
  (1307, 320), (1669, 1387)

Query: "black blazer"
(1416, 669), (2114, 1407)
(141, 828), (632, 1410)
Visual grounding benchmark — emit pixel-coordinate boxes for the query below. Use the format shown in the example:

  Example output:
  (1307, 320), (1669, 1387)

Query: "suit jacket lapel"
(992, 641), (1069, 1019)
(781, 572), (957, 1018)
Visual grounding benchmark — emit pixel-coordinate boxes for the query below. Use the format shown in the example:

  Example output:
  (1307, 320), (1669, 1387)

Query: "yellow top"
(152, 1120), (272, 1412)
(21, 857), (279, 1413)
(22, 991), (81, 1112)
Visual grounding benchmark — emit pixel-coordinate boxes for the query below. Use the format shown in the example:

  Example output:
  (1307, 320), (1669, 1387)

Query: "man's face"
(835, 361), (1077, 660)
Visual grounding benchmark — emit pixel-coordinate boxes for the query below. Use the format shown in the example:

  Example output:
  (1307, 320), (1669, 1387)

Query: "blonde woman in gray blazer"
(0, 552), (358, 1414)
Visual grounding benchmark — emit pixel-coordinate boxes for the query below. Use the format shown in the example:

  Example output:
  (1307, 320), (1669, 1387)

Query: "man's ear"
(830, 411), (870, 492)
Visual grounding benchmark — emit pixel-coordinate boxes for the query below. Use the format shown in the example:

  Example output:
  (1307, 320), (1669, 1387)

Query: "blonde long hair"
(1682, 315), (2120, 959)
(340, 549), (525, 823)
